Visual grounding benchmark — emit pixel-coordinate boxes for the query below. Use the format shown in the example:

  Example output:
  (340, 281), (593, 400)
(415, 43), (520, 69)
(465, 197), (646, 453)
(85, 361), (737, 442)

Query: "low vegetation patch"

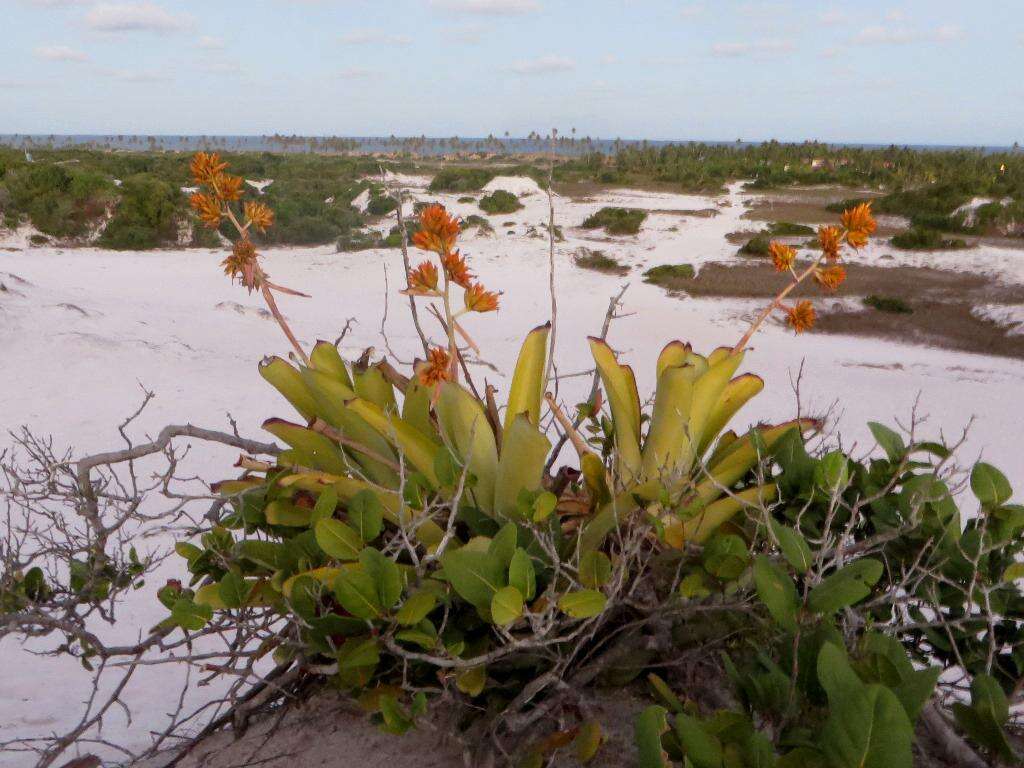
(891, 227), (969, 250)
(738, 233), (771, 256)
(478, 190), (522, 215)
(427, 167), (494, 193)
(643, 263), (696, 287)
(768, 220), (815, 236)
(581, 206), (647, 235)
(863, 294), (913, 313)
(573, 248), (628, 275)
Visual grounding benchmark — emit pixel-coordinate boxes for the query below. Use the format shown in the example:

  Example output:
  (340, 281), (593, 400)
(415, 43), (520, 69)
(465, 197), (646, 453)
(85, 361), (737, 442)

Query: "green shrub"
(738, 234), (771, 256)
(478, 190), (522, 215)
(890, 227), (968, 250)
(581, 207), (646, 235)
(457, 196), (476, 204)
(427, 167), (494, 193)
(28, 233), (49, 246)
(643, 263), (695, 286)
(5, 163), (115, 238)
(461, 214), (493, 234)
(768, 221), (815, 236)
(100, 173), (183, 250)
(863, 294), (913, 314)
(574, 249), (628, 275)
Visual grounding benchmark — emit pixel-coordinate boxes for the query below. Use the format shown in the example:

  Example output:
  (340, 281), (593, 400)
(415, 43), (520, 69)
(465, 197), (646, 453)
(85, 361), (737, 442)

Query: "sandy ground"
(2, 178), (1024, 765)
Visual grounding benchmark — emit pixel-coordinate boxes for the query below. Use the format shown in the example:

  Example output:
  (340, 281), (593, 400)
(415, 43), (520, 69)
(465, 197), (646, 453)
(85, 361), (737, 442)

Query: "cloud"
(25, 0), (90, 6)
(34, 44), (88, 62)
(934, 24), (965, 42)
(339, 29), (412, 45)
(884, 8), (905, 22)
(429, 0), (540, 15)
(97, 67), (170, 82)
(711, 39), (793, 57)
(852, 25), (915, 45)
(679, 3), (704, 18)
(196, 35), (225, 50)
(445, 23), (487, 43)
(509, 55), (574, 74)
(818, 8), (847, 25)
(85, 2), (193, 33)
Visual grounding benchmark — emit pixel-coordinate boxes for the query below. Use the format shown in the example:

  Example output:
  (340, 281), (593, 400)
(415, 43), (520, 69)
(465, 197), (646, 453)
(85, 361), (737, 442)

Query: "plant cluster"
(478, 189), (524, 215)
(581, 207), (647, 235)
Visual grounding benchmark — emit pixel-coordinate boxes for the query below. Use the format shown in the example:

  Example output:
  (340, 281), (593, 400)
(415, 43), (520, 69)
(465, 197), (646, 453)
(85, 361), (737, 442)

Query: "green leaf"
(314, 518), (362, 561)
(175, 542), (203, 564)
(395, 590), (437, 626)
(895, 667), (940, 722)
(674, 713), (723, 768)
(647, 673), (684, 714)
(868, 422), (906, 462)
(815, 451), (850, 496)
(170, 598), (212, 631)
(818, 643), (913, 768)
(702, 534), (749, 581)
(558, 589), (607, 619)
(753, 555), (799, 631)
(310, 486), (338, 525)
(488, 522), (518, 568)
(634, 705), (671, 768)
(337, 636), (380, 669)
(953, 674), (1018, 761)
(217, 571), (251, 609)
(333, 570), (382, 619)
(1002, 562), (1024, 583)
(491, 585), (524, 626)
(770, 520), (813, 573)
(359, 547), (402, 609)
(455, 665), (486, 697)
(971, 462), (1012, 508)
(532, 490), (557, 522)
(574, 719), (604, 763)
(508, 548), (536, 601)
(579, 551), (613, 588)
(808, 559), (883, 615)
(440, 547), (506, 611)
(348, 489), (384, 542)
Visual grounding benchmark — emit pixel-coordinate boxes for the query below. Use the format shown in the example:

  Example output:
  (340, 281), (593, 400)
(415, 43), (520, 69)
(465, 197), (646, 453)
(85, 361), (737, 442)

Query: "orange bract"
(818, 225), (841, 261)
(769, 241), (796, 272)
(785, 301), (816, 333)
(190, 192), (223, 228)
(222, 237), (260, 292)
(464, 282), (500, 313)
(815, 264), (847, 291)
(407, 260), (440, 294)
(417, 347), (452, 387)
(190, 152), (228, 186)
(412, 204), (460, 255)
(441, 250), (474, 289)
(214, 173), (245, 202)
(841, 202), (877, 237)
(244, 201), (275, 232)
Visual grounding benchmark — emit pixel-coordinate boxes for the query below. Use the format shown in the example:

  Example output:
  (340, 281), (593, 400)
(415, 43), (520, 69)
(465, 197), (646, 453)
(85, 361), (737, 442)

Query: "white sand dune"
(482, 175), (544, 196)
(2, 179), (1024, 764)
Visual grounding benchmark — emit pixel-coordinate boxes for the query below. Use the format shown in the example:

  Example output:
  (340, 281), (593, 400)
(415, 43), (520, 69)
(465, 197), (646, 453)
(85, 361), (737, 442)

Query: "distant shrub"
(574, 248), (628, 275)
(461, 214), (494, 234)
(5, 163), (115, 238)
(825, 197), (871, 214)
(428, 167), (494, 193)
(29, 233), (49, 246)
(478, 190), (522, 215)
(100, 173), (182, 250)
(643, 263), (696, 287)
(863, 294), (913, 314)
(738, 234), (771, 256)
(581, 207), (646, 235)
(366, 192), (397, 216)
(337, 228), (384, 251)
(891, 227), (968, 250)
(768, 221), (814, 236)
(457, 196), (476, 204)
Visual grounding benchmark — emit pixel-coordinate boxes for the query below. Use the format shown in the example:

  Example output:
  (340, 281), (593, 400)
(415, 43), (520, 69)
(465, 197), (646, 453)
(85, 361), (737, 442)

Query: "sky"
(2, 0), (1022, 146)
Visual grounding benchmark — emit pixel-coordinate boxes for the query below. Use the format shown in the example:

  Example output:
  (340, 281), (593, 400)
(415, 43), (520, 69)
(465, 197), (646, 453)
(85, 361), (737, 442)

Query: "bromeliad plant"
(162, 158), (1020, 764)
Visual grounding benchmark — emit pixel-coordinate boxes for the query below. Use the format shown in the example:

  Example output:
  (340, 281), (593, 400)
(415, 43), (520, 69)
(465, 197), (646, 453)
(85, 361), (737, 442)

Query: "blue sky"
(3, 0), (1022, 145)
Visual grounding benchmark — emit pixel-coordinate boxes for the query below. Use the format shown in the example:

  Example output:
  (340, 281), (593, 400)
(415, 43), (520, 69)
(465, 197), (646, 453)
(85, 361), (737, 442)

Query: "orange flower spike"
(768, 241), (796, 272)
(407, 260), (440, 294)
(464, 282), (500, 313)
(818, 225), (842, 261)
(214, 173), (245, 202)
(441, 250), (474, 289)
(412, 204), (460, 255)
(417, 346), (453, 387)
(244, 201), (275, 233)
(815, 264), (847, 291)
(785, 300), (817, 334)
(190, 152), (227, 186)
(841, 202), (877, 237)
(190, 192), (223, 228)
(222, 237), (260, 292)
